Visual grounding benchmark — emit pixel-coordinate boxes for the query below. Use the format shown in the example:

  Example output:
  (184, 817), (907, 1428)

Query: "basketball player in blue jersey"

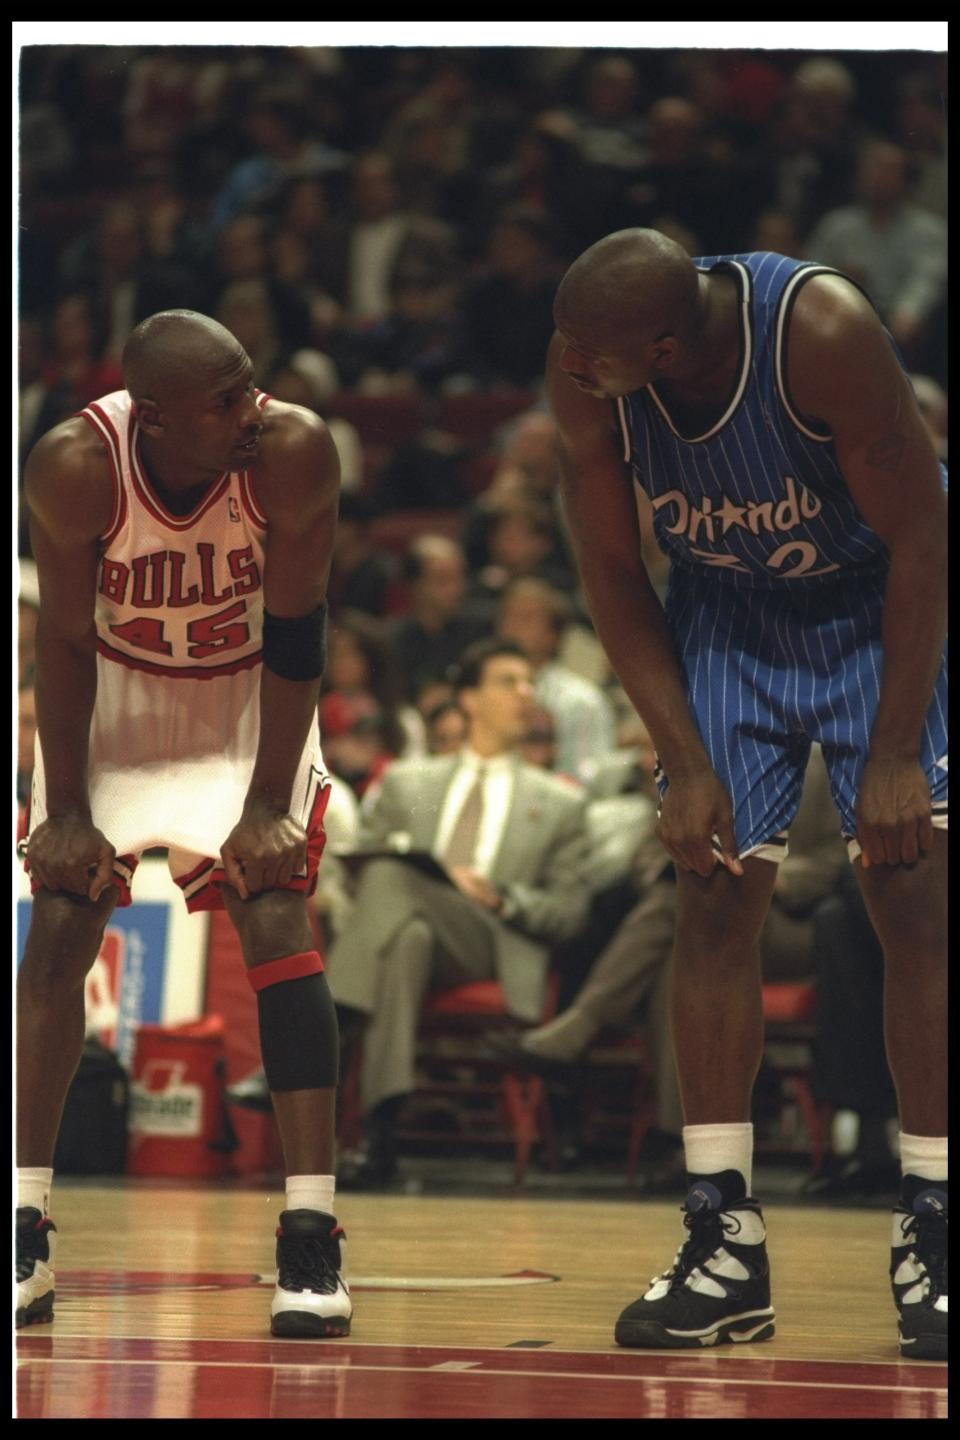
(548, 230), (947, 1360)
(17, 312), (352, 1339)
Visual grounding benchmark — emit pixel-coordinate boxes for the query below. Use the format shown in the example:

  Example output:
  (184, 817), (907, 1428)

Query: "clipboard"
(335, 848), (454, 887)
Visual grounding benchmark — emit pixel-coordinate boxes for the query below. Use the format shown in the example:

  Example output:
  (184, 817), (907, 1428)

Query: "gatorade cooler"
(128, 1015), (234, 1177)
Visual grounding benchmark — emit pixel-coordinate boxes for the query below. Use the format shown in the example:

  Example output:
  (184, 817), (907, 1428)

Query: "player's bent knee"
(21, 887), (118, 988)
(249, 951), (339, 1091)
(224, 886), (313, 963)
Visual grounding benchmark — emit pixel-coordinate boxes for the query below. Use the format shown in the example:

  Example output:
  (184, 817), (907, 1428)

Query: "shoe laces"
(658, 1206), (731, 1295)
(277, 1232), (340, 1294)
(898, 1206), (948, 1295)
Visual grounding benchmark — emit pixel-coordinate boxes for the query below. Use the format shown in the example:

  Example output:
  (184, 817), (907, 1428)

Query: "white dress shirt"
(432, 749), (516, 881)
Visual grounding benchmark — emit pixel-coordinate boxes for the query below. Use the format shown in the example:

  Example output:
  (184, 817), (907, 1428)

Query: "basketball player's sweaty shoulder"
(786, 273), (911, 444)
(24, 416), (115, 547)
(248, 399), (340, 530)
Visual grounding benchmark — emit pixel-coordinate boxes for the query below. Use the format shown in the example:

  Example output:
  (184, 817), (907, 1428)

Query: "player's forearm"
(245, 667), (322, 812)
(574, 552), (710, 776)
(869, 541), (948, 760)
(34, 621), (99, 815)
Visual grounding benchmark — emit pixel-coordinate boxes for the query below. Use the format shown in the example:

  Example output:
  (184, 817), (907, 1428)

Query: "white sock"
(18, 1168), (53, 1216)
(683, 1123), (754, 1194)
(285, 1174), (336, 1217)
(899, 1133), (948, 1184)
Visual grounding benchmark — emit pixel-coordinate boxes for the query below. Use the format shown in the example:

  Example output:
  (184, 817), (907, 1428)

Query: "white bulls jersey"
(85, 388), (268, 677)
(27, 389), (329, 905)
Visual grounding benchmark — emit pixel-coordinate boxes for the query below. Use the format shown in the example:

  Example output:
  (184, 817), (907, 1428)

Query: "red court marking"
(17, 1337), (947, 1421)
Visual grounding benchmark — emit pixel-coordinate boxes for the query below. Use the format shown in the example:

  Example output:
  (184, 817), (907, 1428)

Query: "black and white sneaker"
(271, 1209), (352, 1338)
(615, 1177), (775, 1349)
(891, 1183), (947, 1361)
(16, 1207), (57, 1329)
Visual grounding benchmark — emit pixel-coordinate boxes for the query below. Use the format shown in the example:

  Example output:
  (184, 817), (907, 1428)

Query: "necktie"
(443, 768), (486, 869)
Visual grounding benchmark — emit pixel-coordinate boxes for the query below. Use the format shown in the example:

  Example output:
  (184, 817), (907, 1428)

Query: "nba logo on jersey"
(228, 496), (241, 523)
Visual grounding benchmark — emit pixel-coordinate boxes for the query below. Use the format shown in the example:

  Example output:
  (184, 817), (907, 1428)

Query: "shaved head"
(555, 229), (700, 347)
(122, 310), (246, 403)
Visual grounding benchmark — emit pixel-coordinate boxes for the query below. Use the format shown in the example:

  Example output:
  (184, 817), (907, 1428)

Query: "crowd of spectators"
(18, 43), (945, 1189)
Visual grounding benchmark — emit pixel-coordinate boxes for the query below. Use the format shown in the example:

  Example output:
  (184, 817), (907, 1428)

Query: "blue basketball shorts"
(657, 570), (948, 862)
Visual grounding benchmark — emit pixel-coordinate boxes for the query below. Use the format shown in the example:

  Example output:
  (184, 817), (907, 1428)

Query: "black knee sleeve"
(253, 963), (340, 1092)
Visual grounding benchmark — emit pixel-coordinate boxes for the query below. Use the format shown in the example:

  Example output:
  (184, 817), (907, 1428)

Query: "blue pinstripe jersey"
(617, 251), (941, 594)
(616, 252), (948, 853)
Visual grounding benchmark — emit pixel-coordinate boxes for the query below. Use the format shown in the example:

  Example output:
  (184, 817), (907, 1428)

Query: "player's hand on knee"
(220, 801), (308, 899)
(656, 770), (743, 879)
(856, 756), (933, 868)
(27, 814), (117, 901)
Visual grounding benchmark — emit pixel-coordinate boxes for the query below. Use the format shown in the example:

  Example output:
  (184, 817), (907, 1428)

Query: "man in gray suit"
(327, 638), (591, 1186)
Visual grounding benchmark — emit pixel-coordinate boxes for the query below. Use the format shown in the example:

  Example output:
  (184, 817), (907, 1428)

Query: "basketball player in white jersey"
(17, 311), (351, 1339)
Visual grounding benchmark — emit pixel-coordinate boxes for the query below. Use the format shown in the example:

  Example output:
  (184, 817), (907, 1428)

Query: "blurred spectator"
(208, 87), (346, 234)
(269, 176), (346, 337)
(479, 118), (575, 257)
(517, 704), (560, 775)
(320, 695), (399, 802)
(335, 263), (462, 395)
(454, 205), (561, 388)
(320, 609), (418, 792)
(123, 50), (230, 163)
(386, 535), (488, 704)
(332, 152), (459, 327)
(762, 58), (864, 239)
(327, 493), (398, 618)
(895, 71), (947, 221)
(414, 678), (457, 727)
(23, 293), (123, 453)
(210, 213), (312, 355)
(497, 578), (616, 785)
(634, 98), (743, 254)
(424, 699), (469, 756)
(539, 55), (648, 247)
(462, 409), (568, 571)
(217, 279), (286, 379)
(806, 140), (947, 363)
(468, 499), (573, 620)
(60, 200), (200, 360)
(751, 208), (803, 258)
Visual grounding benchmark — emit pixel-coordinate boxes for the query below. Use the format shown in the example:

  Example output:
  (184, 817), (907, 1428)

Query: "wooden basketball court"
(16, 1181), (946, 1419)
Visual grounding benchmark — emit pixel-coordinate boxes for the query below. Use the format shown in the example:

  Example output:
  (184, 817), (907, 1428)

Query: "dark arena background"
(15, 22), (947, 1421)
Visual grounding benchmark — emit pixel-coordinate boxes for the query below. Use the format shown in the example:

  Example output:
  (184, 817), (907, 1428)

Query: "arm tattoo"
(865, 431), (907, 474)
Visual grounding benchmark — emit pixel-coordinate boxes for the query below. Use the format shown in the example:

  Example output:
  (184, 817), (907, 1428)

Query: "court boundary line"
(21, 1333), (941, 1372)
(16, 1356), (947, 1396)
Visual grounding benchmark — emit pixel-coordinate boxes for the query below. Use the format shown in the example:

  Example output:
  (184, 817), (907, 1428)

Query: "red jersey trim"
(80, 405), (127, 545)
(97, 637), (263, 680)
(239, 471), (269, 529)
(128, 422), (231, 532)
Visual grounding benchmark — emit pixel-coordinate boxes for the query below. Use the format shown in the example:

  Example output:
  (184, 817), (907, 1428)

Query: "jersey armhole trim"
(240, 472), (269, 529)
(616, 396), (632, 464)
(774, 265), (872, 445)
(80, 404), (127, 545)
